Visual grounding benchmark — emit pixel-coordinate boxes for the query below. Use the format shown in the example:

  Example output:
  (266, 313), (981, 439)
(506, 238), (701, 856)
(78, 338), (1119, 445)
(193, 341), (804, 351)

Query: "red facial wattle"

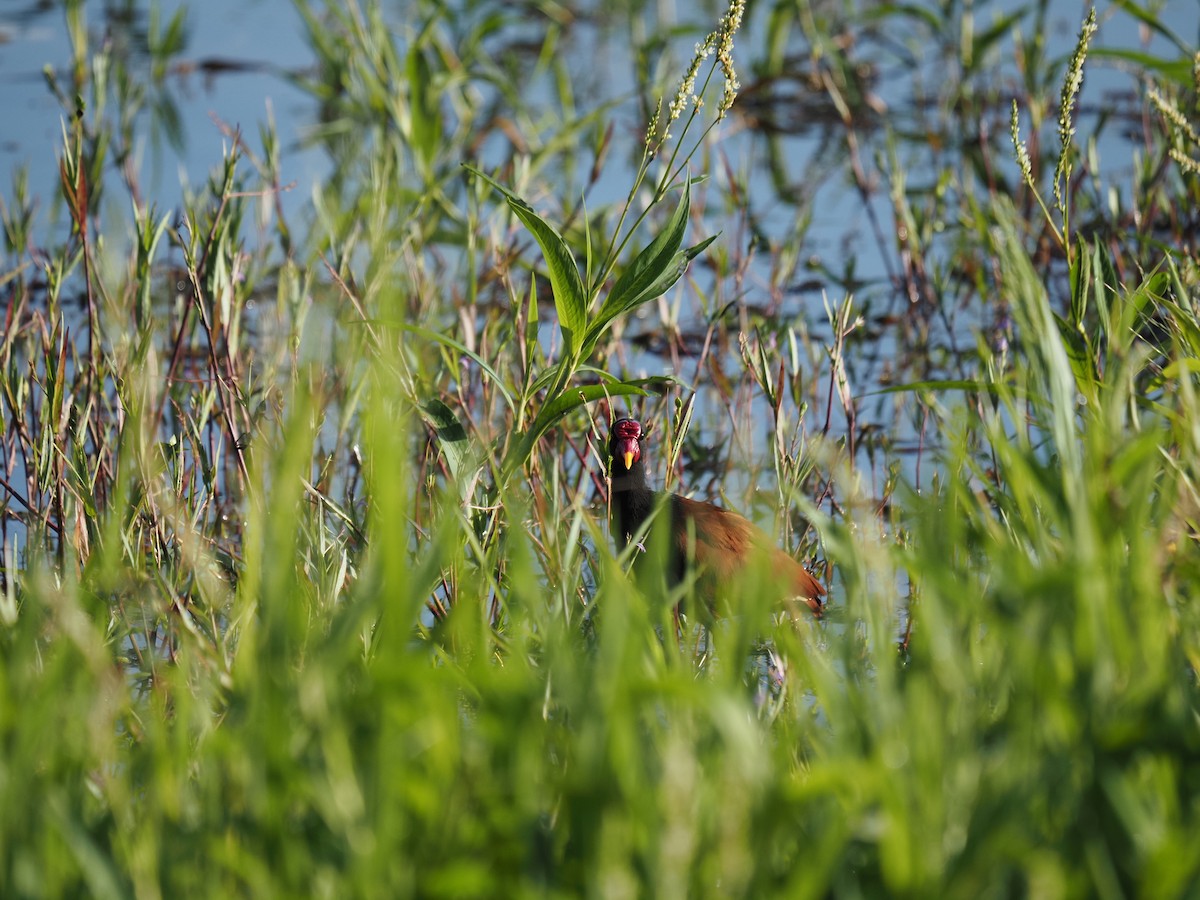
(612, 419), (643, 470)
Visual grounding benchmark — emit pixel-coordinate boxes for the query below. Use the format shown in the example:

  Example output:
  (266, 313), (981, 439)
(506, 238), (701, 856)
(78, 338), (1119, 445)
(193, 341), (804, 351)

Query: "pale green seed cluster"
(1053, 5), (1096, 212)
(651, 0), (745, 147)
(1149, 84), (1200, 176)
(1010, 101), (1035, 191)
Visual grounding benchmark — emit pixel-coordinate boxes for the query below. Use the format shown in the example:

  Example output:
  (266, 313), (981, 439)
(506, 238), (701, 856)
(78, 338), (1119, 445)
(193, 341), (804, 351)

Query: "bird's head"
(609, 418), (644, 474)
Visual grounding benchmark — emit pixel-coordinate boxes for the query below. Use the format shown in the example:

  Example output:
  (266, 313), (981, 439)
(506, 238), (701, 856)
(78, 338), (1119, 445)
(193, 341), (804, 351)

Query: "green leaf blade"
(602, 181), (692, 316)
(464, 165), (588, 359)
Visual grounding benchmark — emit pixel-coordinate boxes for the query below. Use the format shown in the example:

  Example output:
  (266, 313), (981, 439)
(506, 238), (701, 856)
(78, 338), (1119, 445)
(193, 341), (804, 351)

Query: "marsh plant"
(1, 0), (1199, 896)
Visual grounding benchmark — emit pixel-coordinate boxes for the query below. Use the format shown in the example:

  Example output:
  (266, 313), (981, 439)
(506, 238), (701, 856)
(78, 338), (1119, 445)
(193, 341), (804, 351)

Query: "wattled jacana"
(607, 417), (825, 615)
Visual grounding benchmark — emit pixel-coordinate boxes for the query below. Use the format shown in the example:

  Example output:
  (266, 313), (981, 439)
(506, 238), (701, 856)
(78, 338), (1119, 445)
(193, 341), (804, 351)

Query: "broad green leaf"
(622, 234), (716, 313)
(464, 165), (588, 358)
(419, 399), (487, 506)
(581, 234), (716, 358)
(1089, 48), (1194, 85)
(1053, 311), (1097, 398)
(420, 399), (471, 482)
(602, 182), (692, 316)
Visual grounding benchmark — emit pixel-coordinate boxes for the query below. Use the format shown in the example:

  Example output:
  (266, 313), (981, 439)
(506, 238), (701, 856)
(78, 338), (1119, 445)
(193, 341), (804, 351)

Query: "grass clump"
(1, 1), (1200, 897)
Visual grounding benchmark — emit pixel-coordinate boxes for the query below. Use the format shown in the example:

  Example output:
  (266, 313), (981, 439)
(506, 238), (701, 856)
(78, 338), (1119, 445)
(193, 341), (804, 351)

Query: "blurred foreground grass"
(3, 0), (1200, 896)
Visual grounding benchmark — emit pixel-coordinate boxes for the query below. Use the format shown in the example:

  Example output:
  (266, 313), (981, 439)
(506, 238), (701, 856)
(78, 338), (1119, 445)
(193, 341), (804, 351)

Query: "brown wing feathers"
(674, 495), (824, 614)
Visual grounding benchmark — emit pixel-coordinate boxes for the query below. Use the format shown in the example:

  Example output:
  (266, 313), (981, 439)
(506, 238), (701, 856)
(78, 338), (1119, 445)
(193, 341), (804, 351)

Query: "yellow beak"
(623, 450), (635, 470)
